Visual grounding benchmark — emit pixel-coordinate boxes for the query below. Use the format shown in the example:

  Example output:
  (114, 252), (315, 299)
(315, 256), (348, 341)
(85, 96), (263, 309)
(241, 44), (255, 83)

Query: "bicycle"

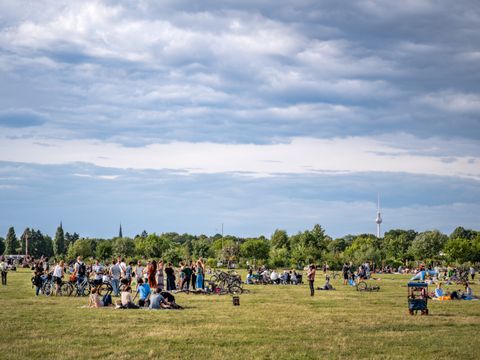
(356, 281), (380, 292)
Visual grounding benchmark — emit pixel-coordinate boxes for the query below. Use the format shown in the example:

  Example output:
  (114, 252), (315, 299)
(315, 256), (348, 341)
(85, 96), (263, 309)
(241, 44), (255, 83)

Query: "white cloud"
(0, 134), (478, 180)
(418, 91), (480, 113)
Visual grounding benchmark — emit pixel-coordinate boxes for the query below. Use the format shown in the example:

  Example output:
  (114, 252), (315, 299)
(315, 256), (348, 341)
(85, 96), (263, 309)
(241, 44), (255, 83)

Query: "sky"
(0, 0), (479, 239)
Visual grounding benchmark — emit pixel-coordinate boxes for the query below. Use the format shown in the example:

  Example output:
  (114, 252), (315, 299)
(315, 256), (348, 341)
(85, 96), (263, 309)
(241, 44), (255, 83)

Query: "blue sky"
(0, 0), (479, 239)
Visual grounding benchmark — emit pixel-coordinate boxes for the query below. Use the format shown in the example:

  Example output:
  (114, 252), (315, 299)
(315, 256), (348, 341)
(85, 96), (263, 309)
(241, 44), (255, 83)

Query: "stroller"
(408, 282), (429, 315)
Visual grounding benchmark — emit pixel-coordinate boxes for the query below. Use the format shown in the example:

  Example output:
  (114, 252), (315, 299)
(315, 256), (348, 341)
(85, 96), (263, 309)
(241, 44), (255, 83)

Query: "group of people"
(433, 282), (476, 301)
(246, 268), (302, 285)
(88, 279), (183, 310)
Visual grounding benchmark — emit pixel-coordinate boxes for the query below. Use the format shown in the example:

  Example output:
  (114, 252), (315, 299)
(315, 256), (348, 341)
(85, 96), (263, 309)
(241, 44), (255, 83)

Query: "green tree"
(53, 223), (66, 257)
(271, 229), (289, 250)
(135, 233), (174, 258)
(450, 226), (477, 240)
(410, 230), (447, 260)
(269, 247), (289, 268)
(192, 238), (213, 259)
(4, 227), (19, 255)
(0, 237), (5, 255)
(67, 239), (95, 259)
(444, 238), (473, 263)
(112, 237), (135, 257)
(383, 229), (417, 262)
(96, 240), (113, 259)
(240, 238), (270, 261)
(65, 232), (79, 249)
(344, 234), (384, 265)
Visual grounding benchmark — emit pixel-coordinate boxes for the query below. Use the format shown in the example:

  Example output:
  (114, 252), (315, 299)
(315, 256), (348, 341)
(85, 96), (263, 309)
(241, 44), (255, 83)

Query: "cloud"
(0, 109), (48, 128)
(0, 134), (478, 180)
(1, 161), (479, 238)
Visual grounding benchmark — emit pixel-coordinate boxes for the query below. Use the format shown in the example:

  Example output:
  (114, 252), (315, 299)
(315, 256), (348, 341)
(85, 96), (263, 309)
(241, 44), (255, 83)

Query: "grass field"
(0, 269), (479, 359)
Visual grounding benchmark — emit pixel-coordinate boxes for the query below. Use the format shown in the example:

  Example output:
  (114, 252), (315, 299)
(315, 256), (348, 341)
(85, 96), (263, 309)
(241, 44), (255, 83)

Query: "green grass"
(0, 269), (479, 359)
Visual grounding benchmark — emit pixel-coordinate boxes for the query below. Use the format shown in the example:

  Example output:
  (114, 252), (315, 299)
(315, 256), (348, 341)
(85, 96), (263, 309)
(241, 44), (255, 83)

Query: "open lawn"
(0, 269), (479, 359)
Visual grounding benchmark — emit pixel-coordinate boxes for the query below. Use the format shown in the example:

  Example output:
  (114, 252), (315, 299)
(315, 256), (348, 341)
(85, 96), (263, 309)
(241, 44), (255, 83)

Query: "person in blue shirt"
(133, 278), (151, 307)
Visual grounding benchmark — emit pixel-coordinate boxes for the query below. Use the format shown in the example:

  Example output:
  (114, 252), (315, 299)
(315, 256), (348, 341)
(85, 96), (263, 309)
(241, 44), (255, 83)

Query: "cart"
(407, 282), (429, 315)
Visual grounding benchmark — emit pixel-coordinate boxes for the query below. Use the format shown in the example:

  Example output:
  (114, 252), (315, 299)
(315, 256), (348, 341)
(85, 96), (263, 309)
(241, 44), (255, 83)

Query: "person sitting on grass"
(318, 276), (335, 291)
(149, 287), (170, 309)
(291, 271), (298, 285)
(246, 269), (254, 285)
(160, 290), (183, 309)
(133, 278), (151, 307)
(434, 282), (445, 298)
(461, 282), (477, 300)
(270, 270), (280, 284)
(88, 288), (104, 308)
(121, 286), (139, 309)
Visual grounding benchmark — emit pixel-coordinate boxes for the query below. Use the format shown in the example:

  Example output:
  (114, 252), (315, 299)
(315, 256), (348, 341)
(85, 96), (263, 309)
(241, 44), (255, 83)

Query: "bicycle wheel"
(60, 282), (73, 296)
(229, 284), (243, 295)
(43, 282), (52, 296)
(97, 282), (112, 296)
(356, 281), (367, 291)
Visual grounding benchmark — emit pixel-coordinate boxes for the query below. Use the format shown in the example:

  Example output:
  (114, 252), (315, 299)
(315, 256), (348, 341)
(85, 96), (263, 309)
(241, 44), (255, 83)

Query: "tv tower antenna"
(375, 193), (383, 238)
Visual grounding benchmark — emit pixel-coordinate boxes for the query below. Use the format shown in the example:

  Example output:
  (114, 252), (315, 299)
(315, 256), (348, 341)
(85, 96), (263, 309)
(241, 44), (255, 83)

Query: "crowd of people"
(245, 267), (303, 285)
(29, 256), (211, 309)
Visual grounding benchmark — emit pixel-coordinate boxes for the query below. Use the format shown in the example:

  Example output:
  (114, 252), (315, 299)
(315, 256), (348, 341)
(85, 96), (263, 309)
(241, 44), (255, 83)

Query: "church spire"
(119, 223), (123, 238)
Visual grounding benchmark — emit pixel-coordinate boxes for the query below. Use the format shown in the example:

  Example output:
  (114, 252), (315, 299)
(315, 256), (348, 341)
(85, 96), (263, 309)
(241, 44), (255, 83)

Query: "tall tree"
(53, 222), (66, 257)
(0, 237), (5, 255)
(4, 227), (19, 255)
(271, 229), (290, 250)
(410, 230), (447, 260)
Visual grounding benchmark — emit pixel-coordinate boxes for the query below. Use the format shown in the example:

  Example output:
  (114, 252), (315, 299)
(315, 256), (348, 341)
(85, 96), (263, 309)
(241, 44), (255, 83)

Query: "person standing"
(110, 259), (121, 297)
(74, 256), (86, 294)
(52, 260), (64, 296)
(180, 262), (192, 290)
(191, 262), (197, 290)
(165, 262), (176, 291)
(156, 260), (165, 290)
(470, 266), (476, 281)
(135, 260), (144, 289)
(196, 259), (205, 290)
(125, 261), (133, 285)
(147, 260), (157, 289)
(307, 264), (316, 297)
(92, 259), (103, 287)
(342, 262), (349, 285)
(0, 257), (8, 286)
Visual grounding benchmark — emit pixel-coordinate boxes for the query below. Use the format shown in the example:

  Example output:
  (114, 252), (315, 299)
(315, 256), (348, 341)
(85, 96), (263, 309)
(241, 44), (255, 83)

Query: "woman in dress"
(156, 260), (165, 290)
(165, 262), (176, 291)
(196, 259), (205, 290)
(147, 260), (157, 289)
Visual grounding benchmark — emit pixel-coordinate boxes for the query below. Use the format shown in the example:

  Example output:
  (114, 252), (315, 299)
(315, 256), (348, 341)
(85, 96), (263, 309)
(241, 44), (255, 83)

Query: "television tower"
(375, 193), (382, 238)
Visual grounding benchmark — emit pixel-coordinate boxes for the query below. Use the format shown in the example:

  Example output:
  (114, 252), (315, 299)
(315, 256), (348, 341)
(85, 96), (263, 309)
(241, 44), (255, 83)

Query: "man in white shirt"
(92, 260), (104, 286)
(270, 270), (279, 284)
(118, 257), (127, 278)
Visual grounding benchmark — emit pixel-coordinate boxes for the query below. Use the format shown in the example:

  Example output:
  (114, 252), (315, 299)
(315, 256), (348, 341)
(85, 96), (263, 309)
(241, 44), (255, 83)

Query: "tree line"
(1, 224), (479, 268)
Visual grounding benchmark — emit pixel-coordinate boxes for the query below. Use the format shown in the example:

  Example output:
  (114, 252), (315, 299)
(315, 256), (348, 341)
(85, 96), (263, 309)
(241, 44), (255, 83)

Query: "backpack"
(78, 262), (86, 276)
